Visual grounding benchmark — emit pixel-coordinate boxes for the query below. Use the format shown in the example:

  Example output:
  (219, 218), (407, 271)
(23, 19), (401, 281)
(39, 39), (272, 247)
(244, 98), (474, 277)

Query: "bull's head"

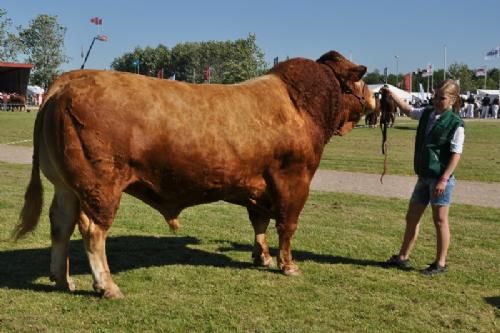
(317, 51), (376, 135)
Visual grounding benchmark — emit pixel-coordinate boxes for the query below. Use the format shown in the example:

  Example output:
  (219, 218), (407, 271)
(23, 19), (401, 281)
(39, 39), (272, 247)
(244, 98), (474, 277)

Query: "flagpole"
(485, 66), (487, 89)
(444, 45), (447, 81)
(81, 37), (97, 69)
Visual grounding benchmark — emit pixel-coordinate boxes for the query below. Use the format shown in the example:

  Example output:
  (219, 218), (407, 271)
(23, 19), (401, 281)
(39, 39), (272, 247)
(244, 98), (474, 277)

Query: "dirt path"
(2, 144), (499, 208)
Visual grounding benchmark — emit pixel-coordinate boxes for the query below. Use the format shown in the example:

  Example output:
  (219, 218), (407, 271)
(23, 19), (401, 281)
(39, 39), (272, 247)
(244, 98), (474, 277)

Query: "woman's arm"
(434, 153), (461, 197)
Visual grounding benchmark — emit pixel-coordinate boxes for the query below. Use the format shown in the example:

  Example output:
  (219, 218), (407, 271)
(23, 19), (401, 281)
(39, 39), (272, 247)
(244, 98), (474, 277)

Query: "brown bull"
(15, 50), (375, 298)
(7, 93), (26, 111)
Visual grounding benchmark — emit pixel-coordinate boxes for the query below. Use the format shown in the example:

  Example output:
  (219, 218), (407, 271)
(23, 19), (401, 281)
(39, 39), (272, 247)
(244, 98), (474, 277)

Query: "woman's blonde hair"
(437, 79), (461, 112)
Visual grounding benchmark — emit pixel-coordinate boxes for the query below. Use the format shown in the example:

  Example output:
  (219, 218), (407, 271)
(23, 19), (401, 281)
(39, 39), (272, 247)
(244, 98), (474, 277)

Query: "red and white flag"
(203, 66), (212, 82)
(475, 66), (486, 77)
(421, 63), (433, 77)
(157, 68), (164, 79)
(90, 17), (103, 25)
(403, 73), (411, 92)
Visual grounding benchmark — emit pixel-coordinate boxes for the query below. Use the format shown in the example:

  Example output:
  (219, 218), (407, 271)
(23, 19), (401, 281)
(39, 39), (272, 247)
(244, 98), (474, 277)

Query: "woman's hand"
(434, 178), (448, 197)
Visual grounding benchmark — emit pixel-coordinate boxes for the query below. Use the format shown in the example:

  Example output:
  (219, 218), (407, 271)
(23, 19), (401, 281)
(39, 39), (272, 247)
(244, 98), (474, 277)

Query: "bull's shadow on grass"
(484, 296), (500, 309)
(216, 241), (382, 267)
(0, 235), (253, 293)
(0, 236), (385, 295)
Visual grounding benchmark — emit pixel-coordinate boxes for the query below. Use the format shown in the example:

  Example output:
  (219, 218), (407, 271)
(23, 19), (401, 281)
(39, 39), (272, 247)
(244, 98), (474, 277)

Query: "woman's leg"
(431, 204), (450, 267)
(398, 202), (427, 260)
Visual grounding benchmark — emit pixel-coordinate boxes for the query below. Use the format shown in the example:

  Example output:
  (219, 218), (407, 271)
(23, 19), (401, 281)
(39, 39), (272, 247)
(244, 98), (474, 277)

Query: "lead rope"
(379, 92), (390, 184)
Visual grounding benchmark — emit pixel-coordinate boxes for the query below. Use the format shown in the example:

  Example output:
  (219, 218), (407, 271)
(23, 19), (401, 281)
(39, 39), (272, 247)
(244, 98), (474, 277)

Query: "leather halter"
(335, 75), (368, 114)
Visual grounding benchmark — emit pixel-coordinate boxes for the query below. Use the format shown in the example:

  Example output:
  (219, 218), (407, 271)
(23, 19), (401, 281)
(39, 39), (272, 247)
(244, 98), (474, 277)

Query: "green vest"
(414, 107), (463, 178)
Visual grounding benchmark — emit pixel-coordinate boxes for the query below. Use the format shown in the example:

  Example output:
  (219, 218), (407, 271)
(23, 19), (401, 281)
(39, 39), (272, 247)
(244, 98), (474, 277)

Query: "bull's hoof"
(282, 266), (302, 277)
(50, 275), (76, 292)
(252, 254), (275, 268)
(94, 282), (124, 299)
(102, 287), (124, 299)
(278, 261), (302, 276)
(167, 218), (181, 233)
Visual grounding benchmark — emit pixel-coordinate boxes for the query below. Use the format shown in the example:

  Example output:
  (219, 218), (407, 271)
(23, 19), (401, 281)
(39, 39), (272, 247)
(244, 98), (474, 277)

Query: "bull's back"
(56, 71), (312, 166)
(39, 71), (317, 203)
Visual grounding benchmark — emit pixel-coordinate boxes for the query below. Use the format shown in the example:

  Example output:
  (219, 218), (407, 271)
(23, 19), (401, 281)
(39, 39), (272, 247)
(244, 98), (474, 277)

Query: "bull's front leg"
(78, 212), (123, 299)
(276, 222), (300, 276)
(247, 207), (273, 267)
(271, 168), (310, 276)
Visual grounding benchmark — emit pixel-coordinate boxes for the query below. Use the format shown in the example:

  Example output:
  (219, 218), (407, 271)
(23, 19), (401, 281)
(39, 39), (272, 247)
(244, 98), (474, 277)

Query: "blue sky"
(2, 0), (500, 76)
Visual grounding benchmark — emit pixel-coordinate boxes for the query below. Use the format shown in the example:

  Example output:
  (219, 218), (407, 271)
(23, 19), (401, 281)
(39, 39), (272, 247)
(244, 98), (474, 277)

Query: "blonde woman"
(381, 80), (464, 275)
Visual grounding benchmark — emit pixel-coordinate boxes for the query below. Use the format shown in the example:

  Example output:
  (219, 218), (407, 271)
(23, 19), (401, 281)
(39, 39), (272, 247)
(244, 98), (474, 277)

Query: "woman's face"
(433, 90), (455, 112)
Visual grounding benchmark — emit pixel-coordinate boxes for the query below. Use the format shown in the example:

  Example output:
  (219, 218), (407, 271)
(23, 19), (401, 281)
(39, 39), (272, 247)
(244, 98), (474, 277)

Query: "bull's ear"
(317, 50), (367, 82)
(346, 65), (367, 82)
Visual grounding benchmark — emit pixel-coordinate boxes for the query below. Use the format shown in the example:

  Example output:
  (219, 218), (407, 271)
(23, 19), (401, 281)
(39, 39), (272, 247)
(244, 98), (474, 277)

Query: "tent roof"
(476, 89), (500, 96)
(0, 62), (33, 95)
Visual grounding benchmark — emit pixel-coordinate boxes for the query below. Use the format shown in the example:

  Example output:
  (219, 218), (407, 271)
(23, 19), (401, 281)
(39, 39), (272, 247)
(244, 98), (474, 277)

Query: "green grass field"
(0, 112), (499, 332)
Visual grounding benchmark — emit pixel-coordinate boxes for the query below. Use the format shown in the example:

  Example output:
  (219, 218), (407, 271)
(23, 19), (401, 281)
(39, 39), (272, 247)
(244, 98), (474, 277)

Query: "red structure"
(0, 62), (33, 95)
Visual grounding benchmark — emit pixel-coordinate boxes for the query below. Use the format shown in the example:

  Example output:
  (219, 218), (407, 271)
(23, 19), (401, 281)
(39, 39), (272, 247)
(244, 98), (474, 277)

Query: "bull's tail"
(13, 110), (44, 240)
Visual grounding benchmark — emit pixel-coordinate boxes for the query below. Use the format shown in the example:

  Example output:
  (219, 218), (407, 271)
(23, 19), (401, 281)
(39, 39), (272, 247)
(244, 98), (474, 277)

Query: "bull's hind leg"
(78, 211), (123, 299)
(247, 207), (273, 267)
(49, 188), (79, 291)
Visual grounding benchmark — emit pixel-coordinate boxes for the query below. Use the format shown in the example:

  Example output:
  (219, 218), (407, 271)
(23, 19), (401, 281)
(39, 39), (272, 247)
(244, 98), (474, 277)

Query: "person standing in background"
(466, 94), (475, 118)
(481, 95), (491, 118)
(491, 96), (499, 119)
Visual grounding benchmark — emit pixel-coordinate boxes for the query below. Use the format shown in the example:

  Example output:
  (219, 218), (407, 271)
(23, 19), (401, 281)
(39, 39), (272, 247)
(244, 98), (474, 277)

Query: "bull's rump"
(42, 70), (316, 204)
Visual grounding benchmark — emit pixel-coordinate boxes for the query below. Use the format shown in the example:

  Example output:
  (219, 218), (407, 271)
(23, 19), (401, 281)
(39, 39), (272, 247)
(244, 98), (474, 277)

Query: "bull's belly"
(126, 169), (269, 213)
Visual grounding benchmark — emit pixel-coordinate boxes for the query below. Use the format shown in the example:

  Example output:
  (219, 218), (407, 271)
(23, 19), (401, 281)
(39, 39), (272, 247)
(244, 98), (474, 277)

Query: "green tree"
(0, 8), (19, 61)
(447, 63), (475, 93)
(17, 14), (68, 88)
(112, 34), (268, 84)
(362, 69), (384, 85)
(111, 44), (172, 77)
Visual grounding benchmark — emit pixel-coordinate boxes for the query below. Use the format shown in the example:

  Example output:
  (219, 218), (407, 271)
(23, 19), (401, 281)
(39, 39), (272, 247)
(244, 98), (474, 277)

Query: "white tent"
(27, 85), (44, 95)
(368, 84), (413, 103)
(476, 89), (500, 97)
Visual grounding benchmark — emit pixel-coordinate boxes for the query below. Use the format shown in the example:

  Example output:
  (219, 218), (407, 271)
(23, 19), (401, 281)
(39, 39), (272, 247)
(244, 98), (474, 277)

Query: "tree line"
(2, 7), (499, 92)
(0, 9), (67, 89)
(110, 34), (268, 84)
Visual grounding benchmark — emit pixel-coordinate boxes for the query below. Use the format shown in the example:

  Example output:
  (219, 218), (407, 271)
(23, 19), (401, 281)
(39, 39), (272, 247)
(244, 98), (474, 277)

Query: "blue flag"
(485, 46), (500, 60)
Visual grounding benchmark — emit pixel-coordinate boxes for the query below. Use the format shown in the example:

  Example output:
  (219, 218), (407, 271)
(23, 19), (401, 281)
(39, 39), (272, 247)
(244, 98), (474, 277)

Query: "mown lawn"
(0, 162), (498, 332)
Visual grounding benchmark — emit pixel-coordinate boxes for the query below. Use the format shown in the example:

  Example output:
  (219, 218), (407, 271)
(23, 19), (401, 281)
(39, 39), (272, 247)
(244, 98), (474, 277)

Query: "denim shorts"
(410, 175), (456, 206)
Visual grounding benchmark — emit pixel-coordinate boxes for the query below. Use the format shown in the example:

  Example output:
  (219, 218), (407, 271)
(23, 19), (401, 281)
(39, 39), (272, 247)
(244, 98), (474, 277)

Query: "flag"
(203, 66), (212, 81)
(475, 66), (486, 77)
(90, 17), (103, 25)
(96, 34), (108, 41)
(403, 73), (411, 92)
(419, 83), (426, 100)
(485, 46), (500, 60)
(157, 68), (164, 79)
(421, 63), (433, 77)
